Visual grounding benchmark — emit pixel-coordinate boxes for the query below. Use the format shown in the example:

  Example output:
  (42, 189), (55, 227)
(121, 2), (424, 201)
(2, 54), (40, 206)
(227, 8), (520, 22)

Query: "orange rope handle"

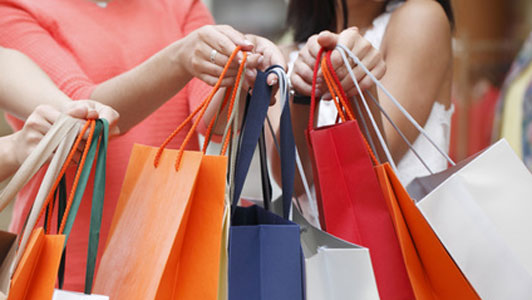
(153, 98), (207, 167)
(202, 88), (232, 153)
(154, 46), (243, 168)
(172, 48), (246, 170)
(33, 120), (92, 235)
(58, 120), (96, 234)
(322, 52), (356, 121)
(220, 54), (247, 156)
(321, 56), (347, 122)
(323, 51), (380, 166)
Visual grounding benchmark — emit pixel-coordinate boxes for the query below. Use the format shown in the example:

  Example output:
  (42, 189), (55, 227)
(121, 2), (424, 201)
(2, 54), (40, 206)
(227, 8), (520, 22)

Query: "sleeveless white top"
(289, 0), (453, 225)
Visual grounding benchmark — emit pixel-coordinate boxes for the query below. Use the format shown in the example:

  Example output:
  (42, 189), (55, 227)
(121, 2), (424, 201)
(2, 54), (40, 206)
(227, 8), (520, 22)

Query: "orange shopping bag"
(94, 47), (247, 299)
(0, 116), (85, 300)
(376, 163), (479, 299)
(8, 228), (64, 300)
(328, 44), (480, 299)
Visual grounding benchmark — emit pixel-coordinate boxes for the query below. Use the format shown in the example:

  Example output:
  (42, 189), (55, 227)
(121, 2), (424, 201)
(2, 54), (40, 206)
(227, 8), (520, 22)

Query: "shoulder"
(383, 0), (452, 58)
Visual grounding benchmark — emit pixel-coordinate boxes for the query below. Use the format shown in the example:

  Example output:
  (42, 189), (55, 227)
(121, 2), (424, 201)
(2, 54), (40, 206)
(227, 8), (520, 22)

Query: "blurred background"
(1, 0), (532, 226)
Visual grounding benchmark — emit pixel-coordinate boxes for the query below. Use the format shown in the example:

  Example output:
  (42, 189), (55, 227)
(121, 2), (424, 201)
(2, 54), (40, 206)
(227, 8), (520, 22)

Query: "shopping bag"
(407, 139), (532, 299)
(0, 115), (80, 300)
(334, 44), (480, 299)
(228, 67), (305, 300)
(306, 48), (413, 299)
(40, 119), (109, 299)
(259, 67), (379, 299)
(94, 48), (246, 300)
(11, 119), (108, 300)
(293, 207), (379, 300)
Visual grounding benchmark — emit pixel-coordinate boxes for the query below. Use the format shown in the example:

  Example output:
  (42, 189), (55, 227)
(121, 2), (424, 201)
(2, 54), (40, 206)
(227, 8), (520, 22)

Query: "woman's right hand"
(176, 25), (256, 87)
(10, 102), (119, 167)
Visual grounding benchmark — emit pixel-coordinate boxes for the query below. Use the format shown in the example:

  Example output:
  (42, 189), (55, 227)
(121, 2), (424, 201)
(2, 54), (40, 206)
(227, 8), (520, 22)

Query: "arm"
(0, 3), (253, 133)
(377, 1), (452, 160)
(0, 103), (119, 181)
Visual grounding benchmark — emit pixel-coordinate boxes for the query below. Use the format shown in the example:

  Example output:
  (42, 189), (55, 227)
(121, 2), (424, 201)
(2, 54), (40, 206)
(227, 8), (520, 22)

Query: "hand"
(290, 28), (386, 99)
(243, 34), (286, 104)
(177, 25), (255, 87)
(11, 102), (120, 166)
(319, 28), (386, 98)
(62, 100), (120, 136)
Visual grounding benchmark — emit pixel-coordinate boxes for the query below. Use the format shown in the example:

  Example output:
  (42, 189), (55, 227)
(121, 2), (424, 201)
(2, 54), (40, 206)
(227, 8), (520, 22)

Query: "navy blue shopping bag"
(228, 67), (305, 300)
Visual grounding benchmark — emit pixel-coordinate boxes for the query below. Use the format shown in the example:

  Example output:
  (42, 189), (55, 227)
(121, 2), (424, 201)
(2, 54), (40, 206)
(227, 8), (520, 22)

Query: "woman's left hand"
(318, 28), (386, 98)
(243, 34), (286, 104)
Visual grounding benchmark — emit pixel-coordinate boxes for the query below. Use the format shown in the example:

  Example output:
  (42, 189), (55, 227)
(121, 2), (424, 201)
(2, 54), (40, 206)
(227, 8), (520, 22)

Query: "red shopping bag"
(306, 49), (414, 299)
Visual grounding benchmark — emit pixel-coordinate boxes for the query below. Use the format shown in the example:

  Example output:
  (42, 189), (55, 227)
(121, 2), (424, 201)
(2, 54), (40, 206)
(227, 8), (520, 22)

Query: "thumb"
(317, 31), (338, 50)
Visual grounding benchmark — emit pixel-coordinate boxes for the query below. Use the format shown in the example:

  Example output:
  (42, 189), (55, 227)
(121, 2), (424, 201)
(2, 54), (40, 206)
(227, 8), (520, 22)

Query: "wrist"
(166, 40), (193, 83)
(1, 133), (23, 172)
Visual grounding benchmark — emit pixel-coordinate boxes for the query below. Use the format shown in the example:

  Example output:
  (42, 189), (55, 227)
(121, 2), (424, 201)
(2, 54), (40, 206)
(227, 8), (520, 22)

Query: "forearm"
(0, 133), (19, 182)
(0, 48), (70, 119)
(90, 41), (193, 132)
(289, 102), (314, 197)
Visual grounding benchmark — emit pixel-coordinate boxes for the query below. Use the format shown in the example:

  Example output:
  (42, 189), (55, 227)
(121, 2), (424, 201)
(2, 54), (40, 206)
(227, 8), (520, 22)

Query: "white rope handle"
(335, 45), (398, 173)
(336, 44), (456, 166)
(336, 45), (432, 173)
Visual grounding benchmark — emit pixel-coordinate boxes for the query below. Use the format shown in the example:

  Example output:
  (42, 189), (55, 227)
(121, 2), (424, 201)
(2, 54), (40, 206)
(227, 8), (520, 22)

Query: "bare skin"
(0, 24), (285, 135)
(273, 0), (452, 196)
(0, 47), (120, 181)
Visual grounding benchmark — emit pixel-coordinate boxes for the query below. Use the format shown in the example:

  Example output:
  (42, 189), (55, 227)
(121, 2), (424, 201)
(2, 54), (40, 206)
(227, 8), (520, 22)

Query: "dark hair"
(286, 0), (455, 43)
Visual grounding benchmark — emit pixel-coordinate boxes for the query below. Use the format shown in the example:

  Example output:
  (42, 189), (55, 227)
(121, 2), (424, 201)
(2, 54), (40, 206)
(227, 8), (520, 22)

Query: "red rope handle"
(308, 48), (325, 132)
(154, 46), (244, 168)
(323, 50), (380, 166)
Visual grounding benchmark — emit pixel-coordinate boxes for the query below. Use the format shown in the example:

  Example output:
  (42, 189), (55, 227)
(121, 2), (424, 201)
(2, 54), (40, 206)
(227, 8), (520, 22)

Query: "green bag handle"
(62, 119), (108, 294)
(84, 119), (107, 294)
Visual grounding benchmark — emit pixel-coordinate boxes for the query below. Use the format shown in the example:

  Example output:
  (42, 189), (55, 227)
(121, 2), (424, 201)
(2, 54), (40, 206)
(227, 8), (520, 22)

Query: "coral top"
(0, 0), (213, 291)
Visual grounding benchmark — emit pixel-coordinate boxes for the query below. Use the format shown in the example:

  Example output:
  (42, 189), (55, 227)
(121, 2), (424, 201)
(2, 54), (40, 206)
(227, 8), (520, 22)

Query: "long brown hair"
(286, 0), (454, 43)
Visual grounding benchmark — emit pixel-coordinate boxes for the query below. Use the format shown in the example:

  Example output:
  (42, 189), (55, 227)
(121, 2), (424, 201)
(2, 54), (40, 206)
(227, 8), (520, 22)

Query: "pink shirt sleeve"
(0, 2), (96, 100)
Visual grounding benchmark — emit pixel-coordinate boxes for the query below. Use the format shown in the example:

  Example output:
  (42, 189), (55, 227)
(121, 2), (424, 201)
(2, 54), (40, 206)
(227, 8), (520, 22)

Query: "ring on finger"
(210, 49), (218, 64)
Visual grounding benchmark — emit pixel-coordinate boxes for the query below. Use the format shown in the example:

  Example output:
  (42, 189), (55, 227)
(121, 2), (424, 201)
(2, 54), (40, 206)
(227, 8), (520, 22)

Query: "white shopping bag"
(407, 139), (532, 299)
(53, 289), (109, 300)
(293, 208), (379, 300)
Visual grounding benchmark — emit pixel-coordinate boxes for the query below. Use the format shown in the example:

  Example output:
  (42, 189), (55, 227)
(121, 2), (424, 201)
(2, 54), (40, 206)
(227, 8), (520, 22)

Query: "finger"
(217, 25), (254, 52)
(245, 68), (258, 86)
(291, 73), (324, 97)
(245, 53), (263, 70)
(359, 61), (386, 90)
(293, 60), (315, 88)
(96, 106), (120, 126)
(199, 74), (239, 87)
(317, 30), (338, 50)
(337, 27), (360, 50)
(201, 26), (246, 61)
(34, 105), (62, 126)
(352, 38), (373, 62)
(267, 73), (278, 86)
(25, 113), (51, 136)
(306, 35), (322, 58)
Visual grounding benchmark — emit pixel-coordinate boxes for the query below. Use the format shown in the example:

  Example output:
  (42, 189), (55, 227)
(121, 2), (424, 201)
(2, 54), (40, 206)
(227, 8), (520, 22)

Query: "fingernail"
(269, 77), (278, 86)
(258, 56), (264, 65)
(246, 69), (254, 78)
(244, 40), (253, 46)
